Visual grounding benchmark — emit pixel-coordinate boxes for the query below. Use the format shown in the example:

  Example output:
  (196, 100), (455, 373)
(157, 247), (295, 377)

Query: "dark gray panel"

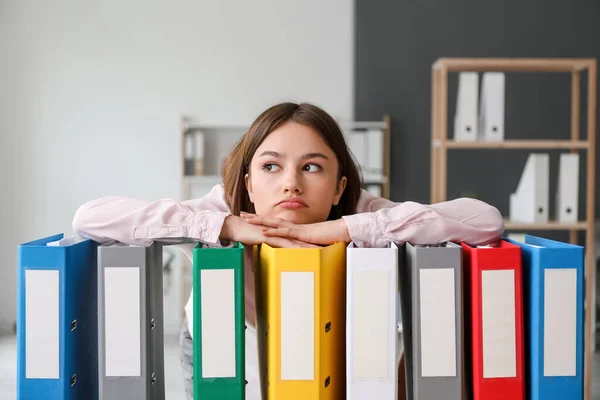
(355, 0), (600, 245)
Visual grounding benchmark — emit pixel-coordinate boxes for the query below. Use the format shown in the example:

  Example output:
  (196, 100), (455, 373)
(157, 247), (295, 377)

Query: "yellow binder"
(255, 242), (346, 400)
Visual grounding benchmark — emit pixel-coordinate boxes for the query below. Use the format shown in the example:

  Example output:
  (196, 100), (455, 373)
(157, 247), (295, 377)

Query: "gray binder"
(398, 242), (464, 400)
(98, 242), (165, 400)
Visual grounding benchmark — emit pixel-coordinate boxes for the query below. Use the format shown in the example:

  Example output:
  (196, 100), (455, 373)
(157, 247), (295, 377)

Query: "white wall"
(0, 0), (354, 334)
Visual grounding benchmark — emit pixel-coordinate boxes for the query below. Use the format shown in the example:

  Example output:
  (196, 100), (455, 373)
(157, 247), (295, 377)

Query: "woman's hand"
(240, 212), (352, 246)
(219, 215), (318, 248)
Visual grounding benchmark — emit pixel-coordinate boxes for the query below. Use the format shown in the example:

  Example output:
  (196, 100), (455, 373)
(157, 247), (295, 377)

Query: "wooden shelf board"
(433, 58), (595, 72)
(504, 219), (588, 231)
(362, 173), (388, 184)
(434, 139), (589, 150)
(183, 175), (223, 185)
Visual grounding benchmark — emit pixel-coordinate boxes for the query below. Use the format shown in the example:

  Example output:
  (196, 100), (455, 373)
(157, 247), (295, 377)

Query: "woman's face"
(245, 121), (347, 224)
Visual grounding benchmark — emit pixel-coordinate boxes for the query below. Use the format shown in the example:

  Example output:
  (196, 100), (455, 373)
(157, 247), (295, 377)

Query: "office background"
(1, 0), (599, 398)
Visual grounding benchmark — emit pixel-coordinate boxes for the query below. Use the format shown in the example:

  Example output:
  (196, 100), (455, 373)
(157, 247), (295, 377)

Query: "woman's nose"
(282, 170), (303, 193)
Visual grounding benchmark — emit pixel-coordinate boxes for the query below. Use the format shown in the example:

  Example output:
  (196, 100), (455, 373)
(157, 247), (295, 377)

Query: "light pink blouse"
(72, 184), (504, 336)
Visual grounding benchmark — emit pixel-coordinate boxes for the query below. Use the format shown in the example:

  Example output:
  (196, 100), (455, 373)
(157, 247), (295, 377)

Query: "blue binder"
(17, 233), (99, 400)
(507, 234), (584, 400)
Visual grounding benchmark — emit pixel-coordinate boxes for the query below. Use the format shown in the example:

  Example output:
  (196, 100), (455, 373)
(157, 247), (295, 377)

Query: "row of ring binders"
(17, 232), (585, 399)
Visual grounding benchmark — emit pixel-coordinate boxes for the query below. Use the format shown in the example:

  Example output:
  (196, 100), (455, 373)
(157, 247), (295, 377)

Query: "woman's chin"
(272, 209), (313, 224)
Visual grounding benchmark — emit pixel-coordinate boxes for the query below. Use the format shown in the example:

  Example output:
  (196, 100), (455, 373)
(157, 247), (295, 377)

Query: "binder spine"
(18, 250), (65, 398)
(407, 243), (464, 400)
(98, 244), (148, 399)
(346, 244), (398, 400)
(193, 243), (245, 400)
(149, 243), (165, 400)
(17, 234), (99, 400)
(513, 236), (584, 400)
(258, 243), (346, 400)
(464, 242), (525, 400)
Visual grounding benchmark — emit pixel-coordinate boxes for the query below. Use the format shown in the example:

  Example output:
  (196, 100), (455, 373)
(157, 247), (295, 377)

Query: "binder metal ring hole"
(151, 319), (155, 330)
(567, 207), (572, 214)
(151, 373), (156, 384)
(492, 126), (498, 132)
(538, 207), (544, 214)
(325, 376), (331, 388)
(71, 320), (77, 331)
(466, 126), (471, 132)
(325, 322), (331, 333)
(70, 374), (76, 387)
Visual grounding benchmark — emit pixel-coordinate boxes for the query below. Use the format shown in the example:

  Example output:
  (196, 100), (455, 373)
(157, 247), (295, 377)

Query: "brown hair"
(221, 102), (362, 220)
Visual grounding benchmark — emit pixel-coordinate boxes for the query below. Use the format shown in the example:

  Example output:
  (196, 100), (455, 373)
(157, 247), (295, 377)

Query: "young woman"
(73, 102), (504, 399)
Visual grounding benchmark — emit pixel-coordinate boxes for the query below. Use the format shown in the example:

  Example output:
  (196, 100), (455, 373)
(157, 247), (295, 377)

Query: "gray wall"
(355, 0), (600, 242)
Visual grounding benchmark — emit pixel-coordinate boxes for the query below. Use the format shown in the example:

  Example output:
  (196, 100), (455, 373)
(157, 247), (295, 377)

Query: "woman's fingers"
(242, 214), (286, 228)
(263, 236), (317, 248)
(262, 227), (299, 239)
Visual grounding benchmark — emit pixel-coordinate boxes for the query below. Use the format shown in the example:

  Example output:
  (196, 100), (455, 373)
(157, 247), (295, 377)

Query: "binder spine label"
(105, 267), (141, 377)
(353, 269), (389, 378)
(544, 268), (577, 376)
(419, 268), (457, 377)
(280, 271), (314, 380)
(482, 269), (517, 378)
(200, 269), (236, 378)
(26, 269), (59, 379)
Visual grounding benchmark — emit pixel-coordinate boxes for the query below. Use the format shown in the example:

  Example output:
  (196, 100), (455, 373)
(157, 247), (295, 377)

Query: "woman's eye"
(263, 163), (281, 172)
(304, 163), (322, 172)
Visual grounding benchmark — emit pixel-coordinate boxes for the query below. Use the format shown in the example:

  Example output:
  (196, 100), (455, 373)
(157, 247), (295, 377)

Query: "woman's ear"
(332, 176), (347, 206)
(245, 173), (254, 203)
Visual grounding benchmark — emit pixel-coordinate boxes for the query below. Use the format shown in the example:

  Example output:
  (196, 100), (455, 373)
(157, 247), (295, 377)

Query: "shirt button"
(201, 232), (207, 239)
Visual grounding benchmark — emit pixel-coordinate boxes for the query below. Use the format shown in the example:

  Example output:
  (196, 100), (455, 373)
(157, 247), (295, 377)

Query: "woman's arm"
(341, 189), (504, 247)
(72, 184), (231, 246)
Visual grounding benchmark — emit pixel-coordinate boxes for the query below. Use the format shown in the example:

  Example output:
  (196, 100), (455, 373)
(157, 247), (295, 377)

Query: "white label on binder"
(26, 269), (59, 379)
(544, 268), (577, 376)
(482, 270), (516, 378)
(201, 269), (236, 378)
(105, 267), (141, 376)
(281, 272), (314, 380)
(353, 269), (389, 378)
(420, 268), (457, 377)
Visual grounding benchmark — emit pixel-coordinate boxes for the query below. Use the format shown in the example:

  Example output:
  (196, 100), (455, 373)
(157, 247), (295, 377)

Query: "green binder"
(193, 242), (245, 400)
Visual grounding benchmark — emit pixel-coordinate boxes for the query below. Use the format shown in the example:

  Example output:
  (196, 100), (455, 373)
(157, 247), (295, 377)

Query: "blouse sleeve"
(341, 189), (504, 247)
(72, 184), (231, 247)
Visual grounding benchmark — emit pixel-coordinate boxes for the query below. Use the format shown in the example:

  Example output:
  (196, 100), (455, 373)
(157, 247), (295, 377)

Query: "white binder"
(366, 129), (384, 177)
(479, 72), (505, 141)
(346, 242), (399, 400)
(454, 72), (479, 141)
(365, 184), (382, 198)
(347, 131), (368, 174)
(509, 153), (549, 223)
(556, 153), (579, 223)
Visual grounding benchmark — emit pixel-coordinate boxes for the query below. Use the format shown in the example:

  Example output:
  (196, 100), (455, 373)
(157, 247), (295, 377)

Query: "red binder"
(461, 241), (525, 400)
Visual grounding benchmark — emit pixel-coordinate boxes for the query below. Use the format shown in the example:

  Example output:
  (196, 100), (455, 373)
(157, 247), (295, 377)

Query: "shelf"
(340, 121), (387, 130)
(430, 57), (597, 400)
(504, 219), (588, 231)
(433, 139), (589, 150)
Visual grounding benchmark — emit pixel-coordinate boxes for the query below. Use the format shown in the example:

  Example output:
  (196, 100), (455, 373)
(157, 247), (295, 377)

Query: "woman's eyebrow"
(258, 150), (283, 158)
(302, 152), (329, 160)
(257, 151), (329, 161)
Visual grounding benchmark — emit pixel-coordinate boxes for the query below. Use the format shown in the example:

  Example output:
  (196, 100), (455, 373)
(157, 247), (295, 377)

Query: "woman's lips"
(277, 199), (308, 209)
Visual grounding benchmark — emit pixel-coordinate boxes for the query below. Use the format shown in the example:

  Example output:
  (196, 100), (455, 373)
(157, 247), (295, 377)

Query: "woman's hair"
(221, 102), (362, 219)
